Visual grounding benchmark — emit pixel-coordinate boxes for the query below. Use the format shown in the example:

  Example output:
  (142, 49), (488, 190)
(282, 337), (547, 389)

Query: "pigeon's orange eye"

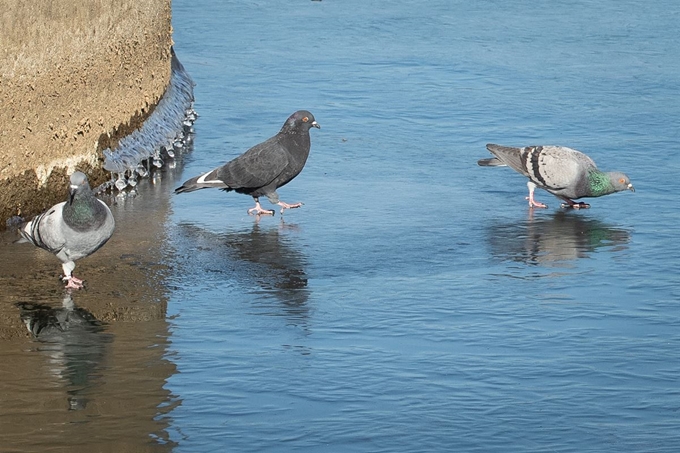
(619, 178), (626, 184)
(302, 117), (309, 122)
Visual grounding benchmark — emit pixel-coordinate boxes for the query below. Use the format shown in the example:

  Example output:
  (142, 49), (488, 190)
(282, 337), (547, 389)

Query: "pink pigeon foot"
(247, 200), (275, 216)
(526, 181), (548, 209)
(277, 201), (303, 215)
(560, 199), (590, 209)
(64, 276), (84, 290)
(526, 195), (548, 209)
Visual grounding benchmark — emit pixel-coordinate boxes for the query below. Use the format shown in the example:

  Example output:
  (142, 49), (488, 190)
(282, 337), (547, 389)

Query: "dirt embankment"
(0, 0), (173, 225)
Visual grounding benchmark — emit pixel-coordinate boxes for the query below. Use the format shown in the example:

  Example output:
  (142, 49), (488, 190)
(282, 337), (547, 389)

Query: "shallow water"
(2, 0), (680, 451)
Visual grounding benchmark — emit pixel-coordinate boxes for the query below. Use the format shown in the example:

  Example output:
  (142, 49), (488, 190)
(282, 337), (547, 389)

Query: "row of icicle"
(96, 48), (197, 194)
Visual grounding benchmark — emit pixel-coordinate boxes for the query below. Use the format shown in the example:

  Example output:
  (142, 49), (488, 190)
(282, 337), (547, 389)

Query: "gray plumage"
(478, 144), (634, 208)
(19, 171), (115, 289)
(175, 110), (320, 215)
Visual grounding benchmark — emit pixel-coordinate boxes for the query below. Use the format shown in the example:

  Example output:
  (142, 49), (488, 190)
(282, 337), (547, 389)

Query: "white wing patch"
(196, 172), (225, 185)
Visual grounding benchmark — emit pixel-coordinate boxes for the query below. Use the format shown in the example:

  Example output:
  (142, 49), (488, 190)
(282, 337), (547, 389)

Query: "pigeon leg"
(525, 181), (548, 208)
(62, 261), (76, 280)
(559, 198), (590, 209)
(247, 198), (275, 216)
(61, 261), (84, 289)
(277, 201), (303, 215)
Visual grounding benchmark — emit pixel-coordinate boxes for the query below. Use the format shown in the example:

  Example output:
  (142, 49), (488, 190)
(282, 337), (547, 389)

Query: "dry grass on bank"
(0, 0), (164, 77)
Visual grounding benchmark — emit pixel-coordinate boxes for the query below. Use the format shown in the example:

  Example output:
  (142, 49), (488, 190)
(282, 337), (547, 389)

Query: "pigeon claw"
(277, 201), (303, 215)
(247, 207), (275, 216)
(560, 202), (590, 209)
(525, 196), (548, 209)
(64, 276), (84, 290)
(248, 199), (276, 216)
(525, 181), (548, 208)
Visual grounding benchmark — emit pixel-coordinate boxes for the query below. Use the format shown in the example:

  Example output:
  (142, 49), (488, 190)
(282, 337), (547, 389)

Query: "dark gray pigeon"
(478, 144), (634, 209)
(19, 171), (115, 289)
(175, 110), (320, 215)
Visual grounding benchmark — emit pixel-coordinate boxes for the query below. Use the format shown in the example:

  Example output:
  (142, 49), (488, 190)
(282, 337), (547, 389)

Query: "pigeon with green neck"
(19, 172), (115, 289)
(478, 144), (634, 209)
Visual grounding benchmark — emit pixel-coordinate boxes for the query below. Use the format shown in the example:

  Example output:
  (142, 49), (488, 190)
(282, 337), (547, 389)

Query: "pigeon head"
(607, 171), (635, 193)
(68, 171), (92, 204)
(589, 170), (634, 197)
(280, 110), (320, 134)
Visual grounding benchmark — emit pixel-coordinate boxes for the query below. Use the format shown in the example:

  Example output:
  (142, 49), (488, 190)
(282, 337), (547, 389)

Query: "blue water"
(1, 0), (680, 452)
(163, 1), (680, 451)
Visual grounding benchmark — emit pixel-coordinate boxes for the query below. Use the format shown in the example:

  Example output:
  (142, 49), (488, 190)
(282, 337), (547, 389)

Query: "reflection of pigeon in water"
(19, 172), (115, 289)
(478, 144), (634, 209)
(19, 295), (102, 337)
(175, 110), (320, 216)
(228, 223), (309, 293)
(176, 222), (310, 318)
(17, 294), (110, 410)
(487, 211), (631, 265)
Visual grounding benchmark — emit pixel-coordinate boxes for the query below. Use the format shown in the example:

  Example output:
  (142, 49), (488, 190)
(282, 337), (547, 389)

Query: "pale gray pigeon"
(19, 171), (115, 289)
(478, 144), (634, 209)
(175, 110), (320, 215)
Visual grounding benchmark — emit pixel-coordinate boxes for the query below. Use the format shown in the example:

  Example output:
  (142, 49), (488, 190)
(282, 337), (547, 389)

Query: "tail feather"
(483, 143), (527, 176)
(477, 157), (506, 167)
(175, 170), (229, 194)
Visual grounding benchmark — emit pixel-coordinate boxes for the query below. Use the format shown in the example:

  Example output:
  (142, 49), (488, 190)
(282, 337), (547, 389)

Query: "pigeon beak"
(627, 183), (635, 192)
(69, 184), (78, 204)
(312, 121), (320, 129)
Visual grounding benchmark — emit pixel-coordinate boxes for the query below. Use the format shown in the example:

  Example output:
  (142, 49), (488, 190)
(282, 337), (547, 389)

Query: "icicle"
(101, 48), (196, 192)
(115, 173), (127, 191)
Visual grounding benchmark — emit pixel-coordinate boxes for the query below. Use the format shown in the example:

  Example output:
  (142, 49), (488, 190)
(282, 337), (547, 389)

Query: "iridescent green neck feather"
(587, 170), (615, 197)
(64, 192), (105, 231)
